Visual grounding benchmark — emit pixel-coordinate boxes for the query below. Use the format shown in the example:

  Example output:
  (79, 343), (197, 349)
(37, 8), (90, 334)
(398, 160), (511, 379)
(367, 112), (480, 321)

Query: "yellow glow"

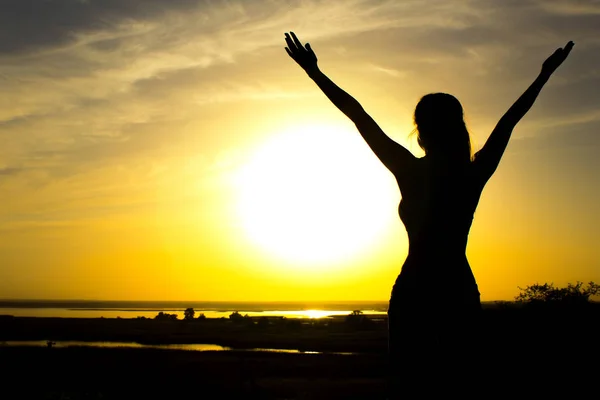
(235, 122), (397, 269)
(2, 1), (597, 303)
(303, 310), (335, 319)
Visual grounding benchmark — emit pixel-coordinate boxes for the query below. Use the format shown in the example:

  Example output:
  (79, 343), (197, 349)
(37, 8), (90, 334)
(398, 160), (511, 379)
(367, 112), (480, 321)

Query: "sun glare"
(235, 122), (398, 269)
(303, 310), (333, 319)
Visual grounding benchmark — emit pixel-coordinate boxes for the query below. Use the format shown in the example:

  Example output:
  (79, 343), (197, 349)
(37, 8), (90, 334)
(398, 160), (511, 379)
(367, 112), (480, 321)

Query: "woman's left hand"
(542, 41), (574, 76)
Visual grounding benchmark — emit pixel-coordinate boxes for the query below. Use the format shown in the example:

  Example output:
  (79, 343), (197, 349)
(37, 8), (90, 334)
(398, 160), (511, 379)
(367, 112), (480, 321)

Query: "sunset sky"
(1, 0), (599, 301)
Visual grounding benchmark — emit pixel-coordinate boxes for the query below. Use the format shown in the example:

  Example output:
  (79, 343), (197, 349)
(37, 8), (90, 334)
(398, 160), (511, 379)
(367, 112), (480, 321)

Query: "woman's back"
(394, 156), (485, 307)
(399, 156), (485, 256)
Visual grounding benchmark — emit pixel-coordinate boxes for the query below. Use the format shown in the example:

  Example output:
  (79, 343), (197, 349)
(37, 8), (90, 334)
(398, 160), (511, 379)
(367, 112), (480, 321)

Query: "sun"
(235, 122), (398, 268)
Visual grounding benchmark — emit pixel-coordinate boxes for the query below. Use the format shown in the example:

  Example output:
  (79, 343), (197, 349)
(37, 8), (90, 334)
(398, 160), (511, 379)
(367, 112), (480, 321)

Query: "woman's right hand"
(284, 32), (318, 73)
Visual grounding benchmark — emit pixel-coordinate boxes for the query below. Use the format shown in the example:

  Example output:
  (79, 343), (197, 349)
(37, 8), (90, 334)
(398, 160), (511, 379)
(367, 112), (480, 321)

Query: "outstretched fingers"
(284, 32), (318, 70)
(285, 33), (298, 52)
(563, 41), (575, 57)
(285, 46), (295, 59)
(290, 32), (304, 50)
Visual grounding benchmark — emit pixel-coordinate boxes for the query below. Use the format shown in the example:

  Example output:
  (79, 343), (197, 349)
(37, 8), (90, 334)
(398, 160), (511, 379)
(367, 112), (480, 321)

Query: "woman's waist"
(407, 230), (469, 248)
(391, 268), (479, 304)
(397, 254), (475, 285)
(406, 243), (468, 259)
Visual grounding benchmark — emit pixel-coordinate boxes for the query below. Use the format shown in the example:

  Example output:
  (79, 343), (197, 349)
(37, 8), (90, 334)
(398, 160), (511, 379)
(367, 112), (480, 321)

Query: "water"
(0, 300), (389, 320)
(0, 340), (354, 355)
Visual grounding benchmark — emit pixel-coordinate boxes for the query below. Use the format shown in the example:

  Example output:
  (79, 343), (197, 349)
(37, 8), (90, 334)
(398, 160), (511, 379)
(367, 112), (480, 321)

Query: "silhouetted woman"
(284, 32), (573, 396)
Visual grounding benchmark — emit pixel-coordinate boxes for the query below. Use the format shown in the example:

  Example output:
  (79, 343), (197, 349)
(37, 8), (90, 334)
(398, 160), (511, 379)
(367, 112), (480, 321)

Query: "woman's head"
(413, 93), (472, 162)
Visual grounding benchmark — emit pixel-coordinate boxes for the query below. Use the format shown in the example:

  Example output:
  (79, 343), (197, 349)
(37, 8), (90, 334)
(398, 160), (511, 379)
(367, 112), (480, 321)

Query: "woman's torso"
(391, 156), (485, 307)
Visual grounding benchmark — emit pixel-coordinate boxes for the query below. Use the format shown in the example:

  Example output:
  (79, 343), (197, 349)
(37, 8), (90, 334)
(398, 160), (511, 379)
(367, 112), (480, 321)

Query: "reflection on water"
(0, 307), (387, 320)
(0, 300), (389, 319)
(0, 340), (354, 355)
(2, 340), (229, 351)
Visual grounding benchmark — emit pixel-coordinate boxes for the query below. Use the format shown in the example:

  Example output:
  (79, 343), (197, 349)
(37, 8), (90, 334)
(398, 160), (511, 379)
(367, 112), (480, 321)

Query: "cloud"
(1, 0), (599, 301)
(0, 0), (202, 55)
(0, 167), (23, 176)
(0, 1), (411, 123)
(537, 0), (600, 16)
(1, 0), (599, 221)
(369, 64), (406, 78)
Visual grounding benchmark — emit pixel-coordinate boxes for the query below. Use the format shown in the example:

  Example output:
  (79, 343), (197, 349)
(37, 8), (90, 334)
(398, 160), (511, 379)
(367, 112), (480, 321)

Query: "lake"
(0, 299), (389, 319)
(1, 340), (355, 355)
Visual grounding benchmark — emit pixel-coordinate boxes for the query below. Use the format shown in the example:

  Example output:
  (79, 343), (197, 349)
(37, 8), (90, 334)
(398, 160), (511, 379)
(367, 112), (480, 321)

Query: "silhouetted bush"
(516, 281), (600, 308)
(344, 310), (363, 323)
(344, 310), (375, 329)
(184, 308), (195, 321)
(229, 311), (243, 321)
(154, 312), (178, 321)
(229, 311), (251, 323)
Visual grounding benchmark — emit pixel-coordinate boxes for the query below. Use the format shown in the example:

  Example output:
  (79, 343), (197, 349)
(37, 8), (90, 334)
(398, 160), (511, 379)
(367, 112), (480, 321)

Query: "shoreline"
(2, 303), (598, 354)
(1, 339), (359, 356)
(0, 314), (390, 354)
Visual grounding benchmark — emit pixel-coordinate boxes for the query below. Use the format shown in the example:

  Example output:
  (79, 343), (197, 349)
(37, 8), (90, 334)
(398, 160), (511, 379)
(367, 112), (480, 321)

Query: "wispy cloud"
(1, 0), (599, 300)
(0, 167), (23, 177)
(368, 63), (406, 78)
(537, 0), (600, 16)
(1, 0), (599, 222)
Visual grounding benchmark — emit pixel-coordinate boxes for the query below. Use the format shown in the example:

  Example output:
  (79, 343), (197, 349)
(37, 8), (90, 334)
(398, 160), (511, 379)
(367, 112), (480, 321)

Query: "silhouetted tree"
(344, 310), (374, 329)
(154, 312), (178, 321)
(229, 311), (251, 325)
(197, 313), (206, 321)
(516, 281), (600, 308)
(345, 310), (363, 323)
(184, 308), (195, 321)
(229, 311), (243, 321)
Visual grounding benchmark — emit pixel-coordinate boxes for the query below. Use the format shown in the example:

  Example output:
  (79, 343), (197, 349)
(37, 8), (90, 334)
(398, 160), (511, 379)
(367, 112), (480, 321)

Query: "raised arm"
(284, 32), (415, 176)
(474, 41), (574, 183)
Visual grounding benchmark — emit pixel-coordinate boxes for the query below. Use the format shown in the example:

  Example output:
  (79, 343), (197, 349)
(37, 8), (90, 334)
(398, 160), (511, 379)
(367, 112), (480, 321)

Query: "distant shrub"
(229, 311), (250, 322)
(184, 308), (195, 321)
(516, 281), (600, 308)
(229, 311), (243, 321)
(154, 312), (178, 321)
(344, 310), (375, 329)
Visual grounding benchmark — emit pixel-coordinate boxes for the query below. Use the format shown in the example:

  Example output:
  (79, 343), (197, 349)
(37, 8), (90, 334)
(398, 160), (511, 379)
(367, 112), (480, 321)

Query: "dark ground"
(0, 305), (598, 399)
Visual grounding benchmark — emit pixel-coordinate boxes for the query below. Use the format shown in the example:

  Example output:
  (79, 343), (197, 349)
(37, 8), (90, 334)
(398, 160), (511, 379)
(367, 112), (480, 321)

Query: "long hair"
(412, 93), (473, 163)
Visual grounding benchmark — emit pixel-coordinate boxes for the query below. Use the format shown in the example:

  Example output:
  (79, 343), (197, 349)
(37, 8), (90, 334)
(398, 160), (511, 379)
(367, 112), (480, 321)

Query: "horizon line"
(0, 298), (511, 304)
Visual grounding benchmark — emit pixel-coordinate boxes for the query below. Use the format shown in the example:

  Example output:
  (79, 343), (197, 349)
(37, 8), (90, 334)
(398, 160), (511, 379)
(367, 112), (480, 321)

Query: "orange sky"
(0, 0), (599, 301)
